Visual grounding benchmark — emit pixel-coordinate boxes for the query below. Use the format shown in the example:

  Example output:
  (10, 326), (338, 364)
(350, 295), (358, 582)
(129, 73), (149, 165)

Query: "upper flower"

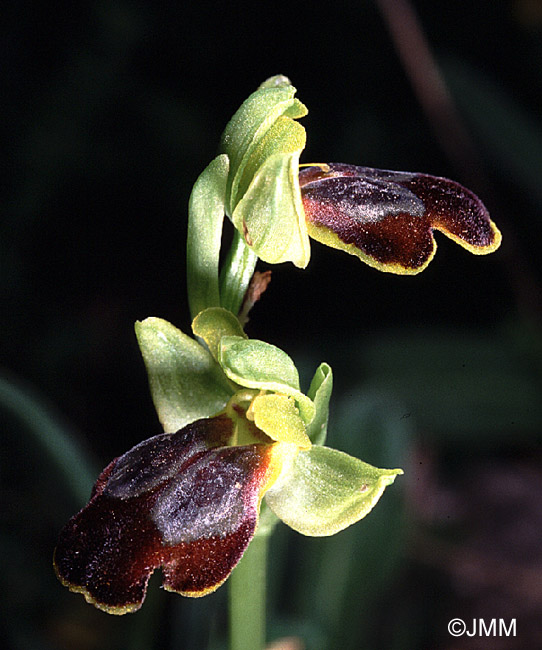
(218, 75), (501, 273)
(220, 75), (311, 268)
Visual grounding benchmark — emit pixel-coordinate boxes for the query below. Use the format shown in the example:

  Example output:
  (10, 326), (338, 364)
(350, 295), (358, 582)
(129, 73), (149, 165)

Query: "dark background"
(2, 1), (541, 649)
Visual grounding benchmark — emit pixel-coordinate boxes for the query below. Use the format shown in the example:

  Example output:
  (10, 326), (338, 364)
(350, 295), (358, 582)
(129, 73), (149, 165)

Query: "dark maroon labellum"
(54, 415), (281, 613)
(299, 163), (501, 272)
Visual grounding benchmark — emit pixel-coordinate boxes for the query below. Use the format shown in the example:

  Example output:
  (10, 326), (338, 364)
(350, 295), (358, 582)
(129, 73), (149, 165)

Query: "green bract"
(306, 362), (333, 445)
(186, 154), (230, 318)
(186, 75), (311, 322)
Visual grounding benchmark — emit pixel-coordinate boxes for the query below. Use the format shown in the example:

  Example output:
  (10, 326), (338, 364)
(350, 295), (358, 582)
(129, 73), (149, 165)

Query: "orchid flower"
(54, 310), (401, 613)
(190, 75), (500, 294)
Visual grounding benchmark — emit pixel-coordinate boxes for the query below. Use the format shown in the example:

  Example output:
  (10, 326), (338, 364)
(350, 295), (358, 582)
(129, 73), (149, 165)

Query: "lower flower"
(54, 408), (402, 614)
(54, 414), (291, 614)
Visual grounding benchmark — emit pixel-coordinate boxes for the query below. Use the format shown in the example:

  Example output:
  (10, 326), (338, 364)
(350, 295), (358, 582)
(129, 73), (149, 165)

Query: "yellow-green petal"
(251, 394), (311, 450)
(192, 307), (247, 361)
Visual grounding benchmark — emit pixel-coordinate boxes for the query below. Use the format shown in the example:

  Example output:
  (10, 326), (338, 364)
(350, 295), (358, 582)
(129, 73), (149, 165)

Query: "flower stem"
(220, 229), (258, 316)
(228, 532), (269, 650)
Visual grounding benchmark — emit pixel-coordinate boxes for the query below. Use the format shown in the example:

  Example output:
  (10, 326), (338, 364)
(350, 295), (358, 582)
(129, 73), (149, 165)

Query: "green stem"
(229, 532), (269, 650)
(220, 228), (258, 316)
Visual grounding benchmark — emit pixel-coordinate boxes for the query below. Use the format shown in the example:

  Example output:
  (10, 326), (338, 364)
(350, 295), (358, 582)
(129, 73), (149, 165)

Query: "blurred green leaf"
(358, 328), (542, 444)
(0, 372), (96, 505)
(442, 56), (542, 205)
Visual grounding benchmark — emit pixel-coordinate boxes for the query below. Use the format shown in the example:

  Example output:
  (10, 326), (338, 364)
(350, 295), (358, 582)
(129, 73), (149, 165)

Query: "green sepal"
(265, 445), (403, 536)
(218, 336), (315, 423)
(251, 393), (311, 449)
(220, 76), (307, 215)
(219, 75), (310, 268)
(186, 154), (229, 320)
(135, 317), (233, 432)
(234, 114), (306, 210)
(232, 150), (310, 268)
(306, 362), (333, 445)
(191, 307), (246, 361)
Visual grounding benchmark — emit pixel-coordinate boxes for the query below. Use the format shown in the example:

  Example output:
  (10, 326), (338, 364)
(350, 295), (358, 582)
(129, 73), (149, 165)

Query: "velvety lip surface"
(300, 163), (501, 273)
(54, 415), (285, 613)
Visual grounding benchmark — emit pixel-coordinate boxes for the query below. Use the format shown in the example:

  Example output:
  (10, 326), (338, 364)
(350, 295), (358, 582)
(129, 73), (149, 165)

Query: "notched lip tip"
(54, 555), (145, 615)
